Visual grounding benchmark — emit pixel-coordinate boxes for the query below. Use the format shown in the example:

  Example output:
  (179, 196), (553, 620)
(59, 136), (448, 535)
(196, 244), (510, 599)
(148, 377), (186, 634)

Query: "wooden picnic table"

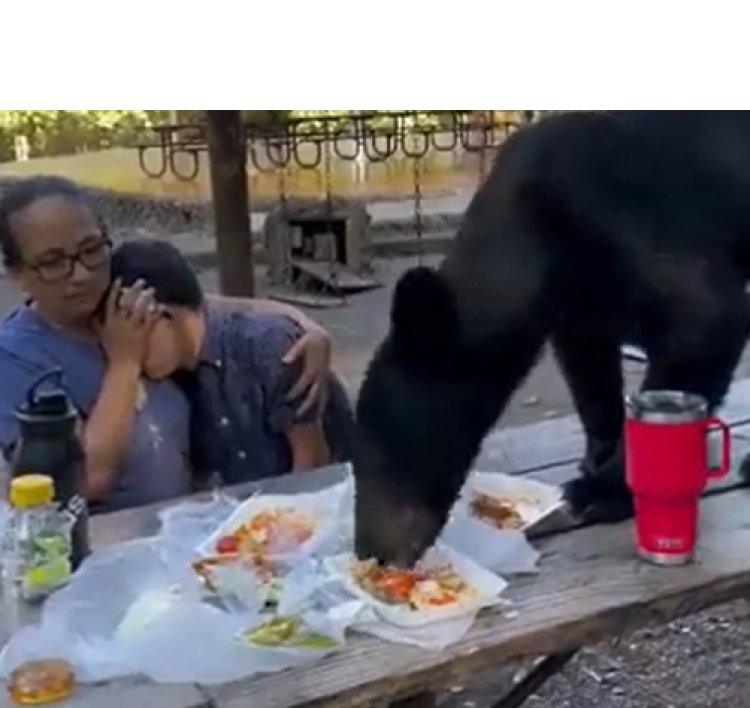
(4, 379), (750, 708)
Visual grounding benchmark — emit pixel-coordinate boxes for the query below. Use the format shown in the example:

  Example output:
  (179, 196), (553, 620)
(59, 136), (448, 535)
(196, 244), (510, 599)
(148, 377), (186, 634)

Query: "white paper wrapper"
(433, 472), (561, 575)
(324, 543), (508, 629)
(439, 520), (540, 575)
(351, 607), (480, 651)
(197, 472), (354, 560)
(159, 492), (240, 558)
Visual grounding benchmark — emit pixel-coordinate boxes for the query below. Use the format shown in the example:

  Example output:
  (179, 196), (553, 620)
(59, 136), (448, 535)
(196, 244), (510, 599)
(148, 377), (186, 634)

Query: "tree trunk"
(205, 110), (255, 296)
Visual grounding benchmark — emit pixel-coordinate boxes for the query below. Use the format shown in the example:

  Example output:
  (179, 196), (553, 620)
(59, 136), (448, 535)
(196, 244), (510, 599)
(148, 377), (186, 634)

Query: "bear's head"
(353, 266), (501, 567)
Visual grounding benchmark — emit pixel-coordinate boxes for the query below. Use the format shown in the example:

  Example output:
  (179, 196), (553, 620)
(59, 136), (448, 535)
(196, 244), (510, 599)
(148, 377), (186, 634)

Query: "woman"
(0, 176), (334, 512)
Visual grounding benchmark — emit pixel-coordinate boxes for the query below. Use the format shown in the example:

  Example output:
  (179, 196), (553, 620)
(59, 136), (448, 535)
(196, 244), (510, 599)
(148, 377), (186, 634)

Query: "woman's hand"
(282, 321), (333, 417)
(99, 279), (159, 369)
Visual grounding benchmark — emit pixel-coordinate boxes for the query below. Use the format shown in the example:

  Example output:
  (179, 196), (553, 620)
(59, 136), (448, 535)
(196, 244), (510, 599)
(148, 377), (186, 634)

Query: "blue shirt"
(177, 307), (356, 485)
(0, 306), (192, 512)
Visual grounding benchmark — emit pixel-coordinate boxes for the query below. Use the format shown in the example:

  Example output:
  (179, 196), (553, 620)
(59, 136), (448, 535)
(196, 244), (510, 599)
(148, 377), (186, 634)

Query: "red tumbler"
(624, 390), (731, 566)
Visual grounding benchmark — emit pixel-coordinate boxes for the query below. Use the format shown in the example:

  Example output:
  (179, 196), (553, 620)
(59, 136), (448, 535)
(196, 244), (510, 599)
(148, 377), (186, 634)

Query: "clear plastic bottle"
(4, 475), (72, 602)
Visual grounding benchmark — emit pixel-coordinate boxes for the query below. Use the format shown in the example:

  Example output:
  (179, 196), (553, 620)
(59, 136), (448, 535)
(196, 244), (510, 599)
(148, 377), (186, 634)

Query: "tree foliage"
(0, 110), (173, 162)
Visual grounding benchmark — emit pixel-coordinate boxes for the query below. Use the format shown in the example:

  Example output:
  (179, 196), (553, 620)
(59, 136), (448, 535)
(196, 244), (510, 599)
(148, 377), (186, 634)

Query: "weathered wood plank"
(89, 415), (750, 555)
(205, 488), (750, 708)
(524, 432), (750, 538)
(87, 425), (750, 555)
(530, 430), (750, 493)
(0, 678), (208, 708)
(477, 378), (750, 475)
(89, 463), (351, 550)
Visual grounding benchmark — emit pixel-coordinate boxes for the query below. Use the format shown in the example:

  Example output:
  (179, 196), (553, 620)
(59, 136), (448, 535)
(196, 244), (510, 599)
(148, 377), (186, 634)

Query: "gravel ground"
(438, 600), (750, 708)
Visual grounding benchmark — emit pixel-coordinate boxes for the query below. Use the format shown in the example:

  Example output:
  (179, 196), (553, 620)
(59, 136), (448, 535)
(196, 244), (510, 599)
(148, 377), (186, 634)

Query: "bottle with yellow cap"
(5, 474), (71, 602)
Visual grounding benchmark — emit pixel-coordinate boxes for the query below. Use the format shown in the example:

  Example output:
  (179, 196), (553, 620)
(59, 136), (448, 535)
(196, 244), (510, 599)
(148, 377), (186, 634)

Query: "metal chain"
(411, 116), (424, 266)
(273, 139), (291, 284)
(242, 123), (253, 231)
(477, 111), (488, 185)
(277, 152), (288, 220)
(323, 124), (341, 293)
(413, 155), (424, 264)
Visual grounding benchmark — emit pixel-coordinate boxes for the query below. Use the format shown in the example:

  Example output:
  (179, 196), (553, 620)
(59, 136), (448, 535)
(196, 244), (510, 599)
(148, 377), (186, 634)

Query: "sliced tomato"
(215, 535), (240, 554)
(375, 571), (417, 601)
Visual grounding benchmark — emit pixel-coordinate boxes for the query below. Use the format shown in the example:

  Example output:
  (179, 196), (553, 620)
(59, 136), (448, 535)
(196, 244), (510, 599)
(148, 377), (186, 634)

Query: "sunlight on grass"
(0, 147), (482, 205)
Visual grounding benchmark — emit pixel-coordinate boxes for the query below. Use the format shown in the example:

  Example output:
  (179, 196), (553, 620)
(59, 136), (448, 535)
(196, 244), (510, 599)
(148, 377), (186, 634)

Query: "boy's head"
(110, 240), (204, 379)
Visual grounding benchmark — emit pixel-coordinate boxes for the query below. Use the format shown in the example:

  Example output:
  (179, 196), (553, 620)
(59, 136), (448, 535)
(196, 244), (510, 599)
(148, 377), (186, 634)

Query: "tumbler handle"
(707, 418), (731, 479)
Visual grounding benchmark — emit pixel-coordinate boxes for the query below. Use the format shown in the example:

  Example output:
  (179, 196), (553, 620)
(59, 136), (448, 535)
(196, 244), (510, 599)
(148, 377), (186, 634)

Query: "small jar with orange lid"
(4, 474), (72, 602)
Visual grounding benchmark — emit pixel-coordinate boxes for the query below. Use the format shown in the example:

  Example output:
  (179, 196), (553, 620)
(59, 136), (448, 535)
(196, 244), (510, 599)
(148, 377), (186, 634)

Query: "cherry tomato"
(375, 572), (417, 601)
(216, 535), (239, 554)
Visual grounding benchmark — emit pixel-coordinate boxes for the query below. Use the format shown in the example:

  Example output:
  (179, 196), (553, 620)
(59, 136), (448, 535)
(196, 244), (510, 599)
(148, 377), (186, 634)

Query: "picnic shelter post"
(205, 110), (255, 297)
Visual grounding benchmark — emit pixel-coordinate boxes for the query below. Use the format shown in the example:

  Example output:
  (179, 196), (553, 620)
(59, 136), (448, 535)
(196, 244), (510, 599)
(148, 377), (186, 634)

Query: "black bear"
(353, 110), (750, 568)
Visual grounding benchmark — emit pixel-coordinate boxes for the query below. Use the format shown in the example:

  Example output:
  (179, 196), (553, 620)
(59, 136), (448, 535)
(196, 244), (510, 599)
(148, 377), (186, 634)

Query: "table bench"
(4, 379), (750, 708)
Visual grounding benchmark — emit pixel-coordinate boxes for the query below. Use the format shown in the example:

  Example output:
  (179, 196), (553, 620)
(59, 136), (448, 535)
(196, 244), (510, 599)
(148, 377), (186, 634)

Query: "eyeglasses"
(28, 238), (112, 283)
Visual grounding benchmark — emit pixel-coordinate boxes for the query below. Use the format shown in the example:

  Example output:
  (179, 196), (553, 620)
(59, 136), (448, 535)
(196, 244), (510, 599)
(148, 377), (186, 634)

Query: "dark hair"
(0, 176), (102, 268)
(110, 239), (204, 310)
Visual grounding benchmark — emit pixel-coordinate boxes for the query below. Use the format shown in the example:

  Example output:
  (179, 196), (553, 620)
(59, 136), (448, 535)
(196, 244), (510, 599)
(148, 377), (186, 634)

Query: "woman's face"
(9, 196), (111, 327)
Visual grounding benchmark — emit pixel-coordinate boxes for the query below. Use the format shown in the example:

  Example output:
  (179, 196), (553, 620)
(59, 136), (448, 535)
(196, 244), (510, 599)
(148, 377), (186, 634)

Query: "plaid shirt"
(176, 307), (355, 486)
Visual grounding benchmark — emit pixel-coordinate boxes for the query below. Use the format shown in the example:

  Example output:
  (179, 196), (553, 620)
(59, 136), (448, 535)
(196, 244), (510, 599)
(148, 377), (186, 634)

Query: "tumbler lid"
(626, 390), (708, 423)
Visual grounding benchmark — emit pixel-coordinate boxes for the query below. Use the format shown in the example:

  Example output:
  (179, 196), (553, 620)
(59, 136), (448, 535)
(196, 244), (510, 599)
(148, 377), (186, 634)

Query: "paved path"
(246, 191), (471, 233)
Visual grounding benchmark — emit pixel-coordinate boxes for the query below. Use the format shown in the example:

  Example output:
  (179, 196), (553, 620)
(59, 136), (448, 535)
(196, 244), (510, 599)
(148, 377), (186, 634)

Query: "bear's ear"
(390, 266), (460, 358)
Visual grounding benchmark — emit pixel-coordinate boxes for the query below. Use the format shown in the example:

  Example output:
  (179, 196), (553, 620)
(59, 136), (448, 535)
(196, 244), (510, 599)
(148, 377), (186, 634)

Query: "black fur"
(354, 111), (750, 567)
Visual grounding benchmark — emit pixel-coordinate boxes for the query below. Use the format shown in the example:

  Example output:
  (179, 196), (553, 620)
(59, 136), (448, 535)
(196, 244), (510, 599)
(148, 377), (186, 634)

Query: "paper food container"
(324, 543), (508, 629)
(197, 475), (354, 561)
(455, 471), (565, 533)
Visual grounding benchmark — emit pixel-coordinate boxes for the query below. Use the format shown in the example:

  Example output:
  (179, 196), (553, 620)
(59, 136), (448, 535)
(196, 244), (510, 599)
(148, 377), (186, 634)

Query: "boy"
(110, 240), (356, 485)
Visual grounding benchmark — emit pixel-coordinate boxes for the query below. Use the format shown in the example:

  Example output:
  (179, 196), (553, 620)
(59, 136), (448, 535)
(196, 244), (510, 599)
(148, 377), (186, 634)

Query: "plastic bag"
(120, 594), (361, 683)
(0, 477), (364, 687)
(115, 558), (359, 683)
(0, 611), (127, 684)
(0, 538), (178, 683)
(119, 601), (257, 684)
(158, 492), (239, 574)
(0, 470), (363, 685)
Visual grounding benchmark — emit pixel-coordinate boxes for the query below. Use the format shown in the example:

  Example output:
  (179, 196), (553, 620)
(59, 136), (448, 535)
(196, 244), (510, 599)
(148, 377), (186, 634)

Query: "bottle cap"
(10, 475), (55, 508)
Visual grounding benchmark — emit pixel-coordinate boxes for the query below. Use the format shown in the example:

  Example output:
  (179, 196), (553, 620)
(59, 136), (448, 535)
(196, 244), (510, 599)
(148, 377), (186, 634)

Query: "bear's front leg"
(552, 324), (634, 523)
(563, 437), (634, 523)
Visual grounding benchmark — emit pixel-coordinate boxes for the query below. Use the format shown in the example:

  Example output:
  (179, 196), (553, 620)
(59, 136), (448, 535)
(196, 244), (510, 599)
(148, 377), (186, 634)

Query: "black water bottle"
(11, 369), (90, 570)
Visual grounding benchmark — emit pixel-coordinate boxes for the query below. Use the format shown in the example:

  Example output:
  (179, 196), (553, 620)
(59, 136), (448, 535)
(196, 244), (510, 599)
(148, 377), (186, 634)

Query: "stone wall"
(0, 177), (216, 236)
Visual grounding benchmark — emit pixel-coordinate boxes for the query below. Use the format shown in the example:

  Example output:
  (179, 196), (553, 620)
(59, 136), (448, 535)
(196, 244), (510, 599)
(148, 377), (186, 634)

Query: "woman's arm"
(84, 281), (158, 499)
(83, 360), (141, 498)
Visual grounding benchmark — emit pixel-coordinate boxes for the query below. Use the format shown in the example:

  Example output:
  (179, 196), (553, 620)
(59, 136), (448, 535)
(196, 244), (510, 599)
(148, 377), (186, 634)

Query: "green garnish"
(244, 615), (338, 649)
